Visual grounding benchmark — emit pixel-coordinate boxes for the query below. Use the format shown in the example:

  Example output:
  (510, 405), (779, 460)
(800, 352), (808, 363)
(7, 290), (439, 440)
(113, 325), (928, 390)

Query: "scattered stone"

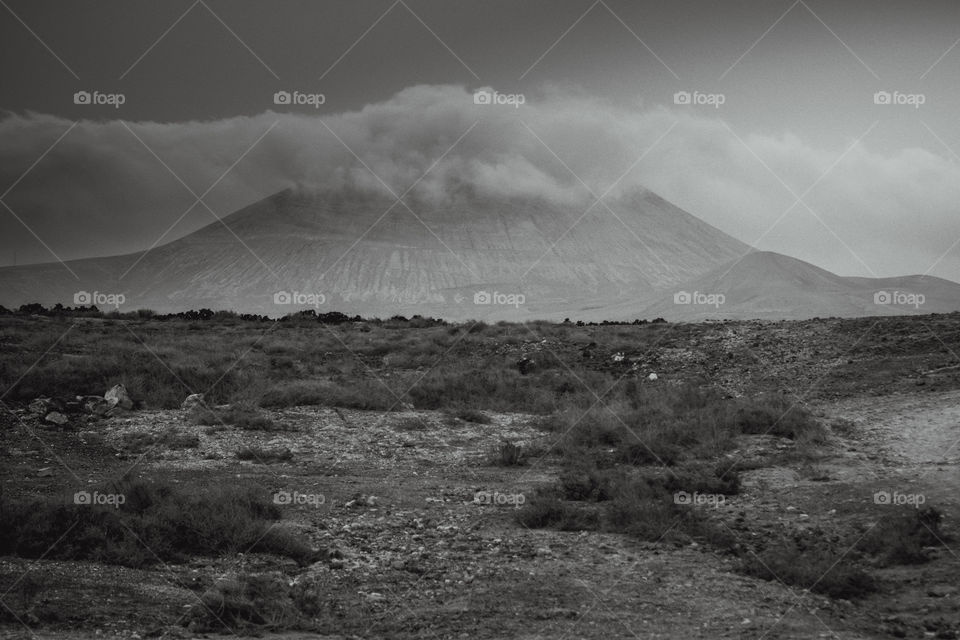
(82, 396), (114, 416)
(181, 393), (205, 411)
(105, 384), (134, 410)
(28, 397), (59, 416)
(927, 585), (957, 598)
(36, 467), (54, 477)
(44, 411), (69, 425)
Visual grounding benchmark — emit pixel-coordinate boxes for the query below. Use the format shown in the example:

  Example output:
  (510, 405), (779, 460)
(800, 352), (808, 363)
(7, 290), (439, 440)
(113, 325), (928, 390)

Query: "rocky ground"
(2, 314), (960, 638)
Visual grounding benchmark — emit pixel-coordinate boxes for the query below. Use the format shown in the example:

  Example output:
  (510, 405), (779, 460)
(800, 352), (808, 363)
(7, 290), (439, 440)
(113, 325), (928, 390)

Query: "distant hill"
(581, 251), (960, 321)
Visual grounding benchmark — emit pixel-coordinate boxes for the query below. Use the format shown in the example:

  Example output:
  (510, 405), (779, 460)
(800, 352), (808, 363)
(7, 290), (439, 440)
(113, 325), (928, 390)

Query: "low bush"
(490, 441), (525, 466)
(258, 380), (396, 411)
(857, 506), (945, 565)
(0, 479), (318, 568)
(742, 542), (877, 599)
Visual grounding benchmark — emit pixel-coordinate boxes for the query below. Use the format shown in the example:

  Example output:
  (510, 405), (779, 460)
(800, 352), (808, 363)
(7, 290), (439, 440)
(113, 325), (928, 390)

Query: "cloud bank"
(2, 83), (959, 280)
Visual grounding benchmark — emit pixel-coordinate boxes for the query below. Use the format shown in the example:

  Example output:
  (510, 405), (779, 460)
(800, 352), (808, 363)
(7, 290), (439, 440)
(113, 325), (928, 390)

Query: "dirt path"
(823, 390), (960, 512)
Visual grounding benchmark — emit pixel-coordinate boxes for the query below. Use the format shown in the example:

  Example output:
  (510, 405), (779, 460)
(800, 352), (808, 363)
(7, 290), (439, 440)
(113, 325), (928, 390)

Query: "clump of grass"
(191, 404), (289, 432)
(453, 408), (491, 424)
(121, 427), (199, 453)
(548, 385), (825, 466)
(520, 463), (738, 546)
(236, 446), (294, 464)
(515, 493), (601, 531)
(0, 478), (319, 568)
(742, 542), (877, 599)
(394, 416), (428, 431)
(191, 570), (332, 631)
(490, 441), (525, 466)
(857, 506), (945, 565)
(259, 380), (396, 411)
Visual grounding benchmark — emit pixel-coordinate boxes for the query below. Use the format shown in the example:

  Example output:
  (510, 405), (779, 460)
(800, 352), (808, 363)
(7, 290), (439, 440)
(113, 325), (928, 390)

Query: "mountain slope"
(0, 187), (750, 319)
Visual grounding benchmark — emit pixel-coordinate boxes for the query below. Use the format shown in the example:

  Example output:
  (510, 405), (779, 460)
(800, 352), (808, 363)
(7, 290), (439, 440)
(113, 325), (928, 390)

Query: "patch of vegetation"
(489, 440), (525, 467)
(259, 380), (396, 411)
(0, 478), (319, 568)
(742, 542), (877, 599)
(236, 446), (294, 464)
(121, 427), (199, 452)
(452, 407), (491, 424)
(190, 571), (333, 631)
(394, 416), (429, 431)
(191, 404), (289, 432)
(857, 506), (946, 565)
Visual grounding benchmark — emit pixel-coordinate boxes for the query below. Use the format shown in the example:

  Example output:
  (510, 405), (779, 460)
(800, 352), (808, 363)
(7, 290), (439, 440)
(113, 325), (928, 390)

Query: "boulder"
(44, 411), (68, 426)
(648, 372), (659, 381)
(104, 384), (133, 410)
(181, 393), (205, 411)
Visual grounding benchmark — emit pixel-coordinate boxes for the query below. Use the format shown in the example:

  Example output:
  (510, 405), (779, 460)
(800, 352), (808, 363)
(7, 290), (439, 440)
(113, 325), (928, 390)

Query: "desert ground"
(2, 310), (960, 639)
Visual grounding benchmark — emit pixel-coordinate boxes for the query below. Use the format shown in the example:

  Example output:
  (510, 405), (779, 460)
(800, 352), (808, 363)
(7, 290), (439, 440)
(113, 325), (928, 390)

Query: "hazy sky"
(2, 0), (960, 281)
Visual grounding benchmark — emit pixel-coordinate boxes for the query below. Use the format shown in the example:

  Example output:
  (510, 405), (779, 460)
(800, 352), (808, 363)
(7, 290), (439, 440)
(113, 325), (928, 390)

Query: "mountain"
(581, 251), (960, 321)
(1, 189), (957, 321)
(0, 187), (751, 320)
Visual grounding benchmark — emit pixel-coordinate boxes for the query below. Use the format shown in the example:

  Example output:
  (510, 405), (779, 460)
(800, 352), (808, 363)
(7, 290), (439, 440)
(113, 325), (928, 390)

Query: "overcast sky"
(2, 0), (960, 281)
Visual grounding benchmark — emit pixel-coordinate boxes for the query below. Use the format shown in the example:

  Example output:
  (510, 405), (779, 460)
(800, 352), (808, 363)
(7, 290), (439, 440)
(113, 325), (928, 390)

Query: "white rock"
(44, 411), (68, 425)
(105, 384), (133, 410)
(181, 393), (205, 411)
